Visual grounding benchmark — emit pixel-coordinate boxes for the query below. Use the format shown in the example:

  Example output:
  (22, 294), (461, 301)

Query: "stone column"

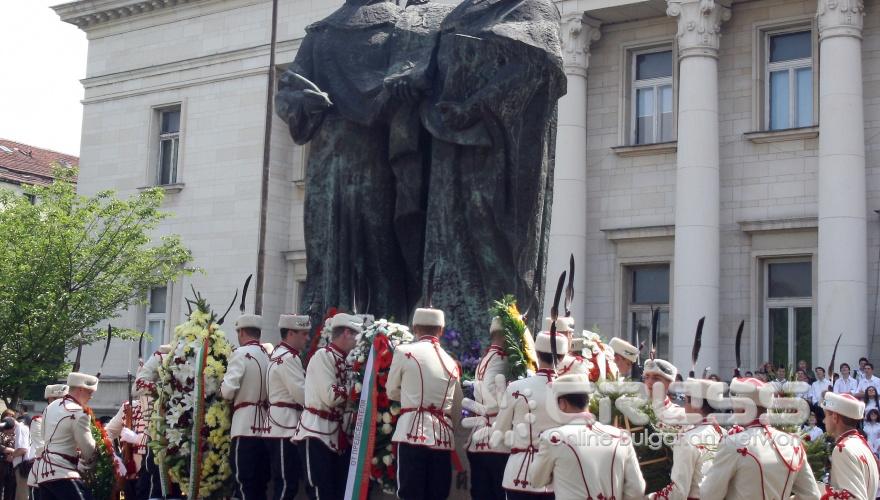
(666, 0), (729, 373)
(817, 0), (867, 365)
(546, 13), (600, 324)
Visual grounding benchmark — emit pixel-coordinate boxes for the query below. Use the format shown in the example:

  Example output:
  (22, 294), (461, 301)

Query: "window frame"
(751, 18), (818, 133)
(147, 102), (185, 188)
(623, 263), (672, 360)
(762, 257), (814, 369)
(146, 286), (169, 353)
(764, 29), (813, 131)
(630, 46), (675, 146)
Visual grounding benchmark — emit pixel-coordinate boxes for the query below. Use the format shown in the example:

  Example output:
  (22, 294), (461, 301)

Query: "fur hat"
(235, 314), (262, 331)
(542, 317), (574, 333)
(551, 374), (593, 397)
(157, 344), (172, 354)
(822, 391), (865, 420)
(729, 377), (774, 408)
(44, 384), (69, 399)
(279, 314), (311, 331)
(535, 332), (570, 354)
(330, 313), (364, 333)
(609, 337), (639, 363)
(413, 308), (445, 328)
(67, 372), (99, 392)
(489, 317), (504, 335)
(643, 358), (677, 382)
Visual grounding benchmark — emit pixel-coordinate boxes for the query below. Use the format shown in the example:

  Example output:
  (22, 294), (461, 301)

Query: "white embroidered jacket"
(221, 341), (272, 438)
(529, 422), (646, 500)
(649, 422), (725, 500)
(387, 336), (460, 450)
(294, 343), (351, 453)
(491, 368), (557, 493)
(700, 422), (820, 500)
(466, 345), (508, 454)
(824, 429), (879, 500)
(32, 396), (96, 484)
(266, 342), (306, 438)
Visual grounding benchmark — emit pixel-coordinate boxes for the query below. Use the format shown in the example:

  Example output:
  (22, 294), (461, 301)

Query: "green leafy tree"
(0, 168), (193, 406)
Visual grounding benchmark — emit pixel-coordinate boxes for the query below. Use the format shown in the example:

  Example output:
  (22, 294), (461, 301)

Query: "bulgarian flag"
(344, 335), (386, 499)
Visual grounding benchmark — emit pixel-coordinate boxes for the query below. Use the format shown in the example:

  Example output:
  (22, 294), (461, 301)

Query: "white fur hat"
(44, 384), (69, 399)
(729, 377), (774, 408)
(535, 332), (569, 354)
(823, 391), (865, 420)
(262, 342), (274, 353)
(643, 358), (677, 382)
(279, 314), (311, 331)
(330, 313), (364, 333)
(235, 314), (262, 331)
(551, 374), (593, 397)
(67, 372), (99, 392)
(542, 317), (574, 333)
(413, 308), (445, 327)
(489, 317), (504, 335)
(157, 344), (172, 354)
(609, 337), (639, 363)
(684, 378), (724, 402)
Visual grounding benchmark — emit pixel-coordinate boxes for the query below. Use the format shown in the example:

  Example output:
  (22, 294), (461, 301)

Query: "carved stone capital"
(817, 0), (864, 40)
(666, 0), (731, 58)
(560, 13), (601, 77)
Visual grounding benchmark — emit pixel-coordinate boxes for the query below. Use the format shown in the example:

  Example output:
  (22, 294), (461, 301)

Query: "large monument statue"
(277, 0), (565, 333)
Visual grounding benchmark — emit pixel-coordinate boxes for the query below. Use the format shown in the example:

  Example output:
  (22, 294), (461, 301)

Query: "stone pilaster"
(666, 0), (729, 373)
(817, 0), (867, 365)
(545, 13), (600, 324)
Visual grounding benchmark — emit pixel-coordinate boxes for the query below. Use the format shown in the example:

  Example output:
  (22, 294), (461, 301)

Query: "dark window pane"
(159, 140), (173, 185)
(795, 307), (812, 367)
(768, 262), (811, 298)
(769, 308), (789, 369)
(636, 51), (672, 80)
(632, 266), (670, 304)
(631, 309), (669, 360)
(769, 31), (811, 62)
(161, 110), (180, 134)
(150, 287), (167, 313)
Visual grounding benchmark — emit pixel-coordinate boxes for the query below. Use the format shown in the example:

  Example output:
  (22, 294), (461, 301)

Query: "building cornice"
(52, 0), (210, 29)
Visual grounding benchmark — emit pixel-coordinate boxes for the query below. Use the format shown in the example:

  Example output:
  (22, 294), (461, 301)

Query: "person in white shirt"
(834, 363), (859, 395)
(865, 386), (880, 414)
(856, 362), (880, 399)
(1, 416), (31, 500)
(809, 367), (831, 405)
(864, 409), (880, 454)
(857, 357), (869, 380)
(821, 392), (879, 499)
(800, 412), (824, 443)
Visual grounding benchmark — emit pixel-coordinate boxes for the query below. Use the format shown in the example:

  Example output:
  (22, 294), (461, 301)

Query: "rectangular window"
(146, 286), (168, 353)
(632, 49), (674, 145)
(157, 108), (181, 185)
(766, 30), (812, 130)
(764, 259), (813, 369)
(626, 264), (670, 360)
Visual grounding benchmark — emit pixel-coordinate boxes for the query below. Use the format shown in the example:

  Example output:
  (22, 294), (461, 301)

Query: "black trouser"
(36, 479), (94, 500)
(136, 448), (162, 500)
(298, 438), (349, 500)
(467, 452), (507, 500)
(396, 443), (451, 500)
(270, 439), (301, 500)
(504, 492), (554, 500)
(231, 437), (271, 500)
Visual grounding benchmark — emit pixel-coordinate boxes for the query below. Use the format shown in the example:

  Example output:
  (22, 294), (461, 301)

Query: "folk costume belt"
(232, 400), (269, 412)
(305, 406), (342, 422)
(400, 405), (451, 426)
(270, 402), (304, 411)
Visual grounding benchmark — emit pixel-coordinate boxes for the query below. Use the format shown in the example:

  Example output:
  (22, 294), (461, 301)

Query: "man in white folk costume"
(387, 306), (461, 500)
(642, 358), (687, 424)
(266, 314), (310, 500)
(700, 377), (820, 499)
(550, 317), (589, 377)
(221, 314), (272, 500)
(610, 337), (639, 379)
(26, 384), (68, 497)
(463, 316), (509, 500)
(294, 312), (361, 500)
(33, 372), (98, 500)
(131, 344), (173, 499)
(821, 391), (879, 499)
(649, 378), (726, 500)
(529, 373), (646, 500)
(487, 329), (567, 500)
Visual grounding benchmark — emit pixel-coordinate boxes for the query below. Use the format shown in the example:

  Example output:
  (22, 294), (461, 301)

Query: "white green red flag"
(344, 336), (382, 499)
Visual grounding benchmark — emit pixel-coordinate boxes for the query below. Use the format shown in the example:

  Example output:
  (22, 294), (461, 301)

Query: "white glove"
(462, 398), (487, 416)
(113, 454), (127, 478)
(120, 427), (141, 445)
(472, 426), (492, 443)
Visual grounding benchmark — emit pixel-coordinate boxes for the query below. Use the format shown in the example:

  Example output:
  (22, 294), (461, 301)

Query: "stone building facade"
(53, 0), (878, 412)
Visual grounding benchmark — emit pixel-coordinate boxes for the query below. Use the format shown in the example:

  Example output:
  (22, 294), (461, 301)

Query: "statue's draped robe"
(278, 1), (447, 320)
(420, 0), (566, 333)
